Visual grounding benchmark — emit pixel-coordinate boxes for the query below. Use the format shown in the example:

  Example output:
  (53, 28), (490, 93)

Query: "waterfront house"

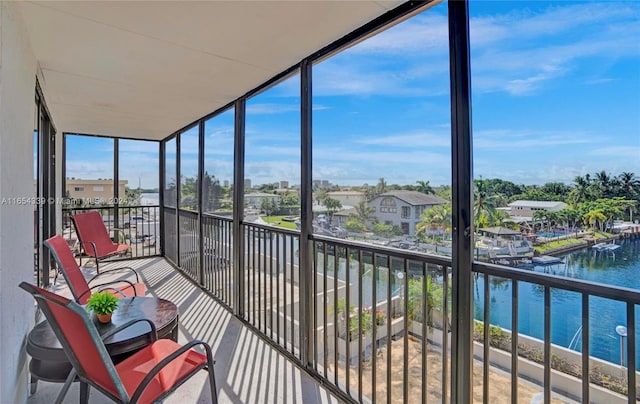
(507, 200), (568, 221)
(368, 190), (447, 236)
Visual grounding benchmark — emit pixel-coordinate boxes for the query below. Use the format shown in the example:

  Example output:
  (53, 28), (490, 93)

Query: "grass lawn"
(262, 215), (298, 230)
(534, 238), (584, 254)
(534, 230), (616, 254)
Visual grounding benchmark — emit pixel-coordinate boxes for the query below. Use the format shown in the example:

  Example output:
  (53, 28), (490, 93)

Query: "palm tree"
(415, 180), (435, 195)
(532, 210), (547, 233)
(314, 189), (328, 205)
(349, 201), (375, 228)
(324, 197), (342, 222)
(474, 179), (498, 228)
(617, 172), (639, 200)
(589, 171), (611, 199)
(583, 209), (606, 231)
(570, 175), (589, 204)
(417, 204), (451, 243)
(376, 177), (387, 196)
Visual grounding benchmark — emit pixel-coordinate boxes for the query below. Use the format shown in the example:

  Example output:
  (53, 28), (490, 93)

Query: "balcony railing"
(164, 218), (640, 403)
(62, 205), (161, 262)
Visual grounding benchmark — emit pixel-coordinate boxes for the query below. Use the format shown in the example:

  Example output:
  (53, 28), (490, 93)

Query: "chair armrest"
(86, 240), (99, 258)
(130, 340), (215, 403)
(76, 279), (137, 302)
(89, 266), (141, 283)
(93, 286), (129, 298)
(112, 228), (128, 243)
(101, 318), (158, 342)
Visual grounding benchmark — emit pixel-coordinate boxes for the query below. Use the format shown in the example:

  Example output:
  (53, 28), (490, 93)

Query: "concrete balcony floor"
(27, 257), (340, 404)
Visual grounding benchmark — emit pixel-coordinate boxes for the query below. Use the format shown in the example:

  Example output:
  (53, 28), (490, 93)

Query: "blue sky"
(64, 1), (640, 190)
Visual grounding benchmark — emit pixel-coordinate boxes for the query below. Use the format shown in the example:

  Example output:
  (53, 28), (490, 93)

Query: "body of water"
(141, 192), (159, 206)
(536, 231), (568, 238)
(476, 238), (640, 366)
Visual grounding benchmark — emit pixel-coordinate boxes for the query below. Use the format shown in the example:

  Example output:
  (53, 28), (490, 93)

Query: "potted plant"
(86, 291), (119, 323)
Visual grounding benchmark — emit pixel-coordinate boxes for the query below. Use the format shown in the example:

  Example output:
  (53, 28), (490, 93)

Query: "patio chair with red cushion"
(44, 234), (146, 304)
(19, 282), (218, 404)
(72, 211), (131, 274)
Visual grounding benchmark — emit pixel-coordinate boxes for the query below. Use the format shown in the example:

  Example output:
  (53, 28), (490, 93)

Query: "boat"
(532, 255), (563, 265)
(592, 242), (620, 251)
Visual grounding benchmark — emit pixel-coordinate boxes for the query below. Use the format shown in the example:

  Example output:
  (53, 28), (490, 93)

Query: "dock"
(488, 255), (533, 265)
(533, 255), (563, 265)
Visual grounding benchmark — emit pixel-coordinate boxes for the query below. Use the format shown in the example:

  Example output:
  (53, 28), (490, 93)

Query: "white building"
(507, 200), (568, 222)
(245, 192), (280, 209)
(326, 190), (366, 208)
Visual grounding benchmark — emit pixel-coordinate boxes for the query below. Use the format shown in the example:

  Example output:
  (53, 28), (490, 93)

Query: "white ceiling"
(19, 1), (404, 141)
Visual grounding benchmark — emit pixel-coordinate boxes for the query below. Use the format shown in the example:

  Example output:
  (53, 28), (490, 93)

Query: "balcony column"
(198, 119), (205, 285)
(300, 59), (313, 367)
(448, 0), (474, 402)
(233, 99), (246, 316)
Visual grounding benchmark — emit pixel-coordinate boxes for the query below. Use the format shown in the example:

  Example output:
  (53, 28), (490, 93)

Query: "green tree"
(376, 177), (387, 196)
(415, 180), (435, 195)
(407, 276), (445, 329)
(124, 187), (142, 205)
(345, 219), (366, 233)
(202, 172), (223, 212)
(324, 197), (342, 221)
(416, 204), (452, 243)
(583, 209), (606, 231)
(260, 198), (278, 216)
(594, 170), (613, 198)
(570, 175), (590, 204)
(314, 189), (328, 205)
(349, 201), (375, 228)
(532, 210), (547, 233)
(280, 192), (300, 207)
(373, 223), (402, 238)
(474, 179), (498, 228)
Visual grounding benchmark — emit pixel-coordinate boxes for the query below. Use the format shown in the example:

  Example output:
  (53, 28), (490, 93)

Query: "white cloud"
(351, 12), (449, 55)
(474, 129), (594, 150)
(588, 146), (640, 158)
(470, 2), (640, 95)
(354, 131), (450, 148)
(246, 103), (299, 114)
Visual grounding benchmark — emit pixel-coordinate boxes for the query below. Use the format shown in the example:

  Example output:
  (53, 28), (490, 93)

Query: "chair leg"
(79, 382), (90, 404)
(208, 366), (218, 403)
(55, 369), (76, 404)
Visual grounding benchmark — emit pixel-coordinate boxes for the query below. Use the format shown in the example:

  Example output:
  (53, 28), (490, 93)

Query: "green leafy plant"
(86, 291), (119, 315)
(375, 309), (386, 326)
(407, 276), (445, 328)
(330, 298), (374, 341)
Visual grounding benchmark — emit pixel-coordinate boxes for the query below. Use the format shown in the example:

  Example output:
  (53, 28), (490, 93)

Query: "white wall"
(0, 2), (39, 402)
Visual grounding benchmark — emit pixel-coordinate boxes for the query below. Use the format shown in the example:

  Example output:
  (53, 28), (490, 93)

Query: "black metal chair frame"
(20, 282), (218, 404)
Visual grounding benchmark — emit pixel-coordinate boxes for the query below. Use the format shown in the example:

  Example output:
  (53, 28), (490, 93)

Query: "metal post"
(300, 60), (313, 367)
(198, 120), (205, 285)
(113, 138), (119, 230)
(616, 325), (627, 367)
(233, 99), (246, 316)
(448, 0), (474, 403)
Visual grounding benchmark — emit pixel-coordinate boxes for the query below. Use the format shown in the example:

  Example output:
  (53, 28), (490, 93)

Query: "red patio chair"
(19, 282), (218, 404)
(72, 211), (131, 274)
(44, 234), (146, 304)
